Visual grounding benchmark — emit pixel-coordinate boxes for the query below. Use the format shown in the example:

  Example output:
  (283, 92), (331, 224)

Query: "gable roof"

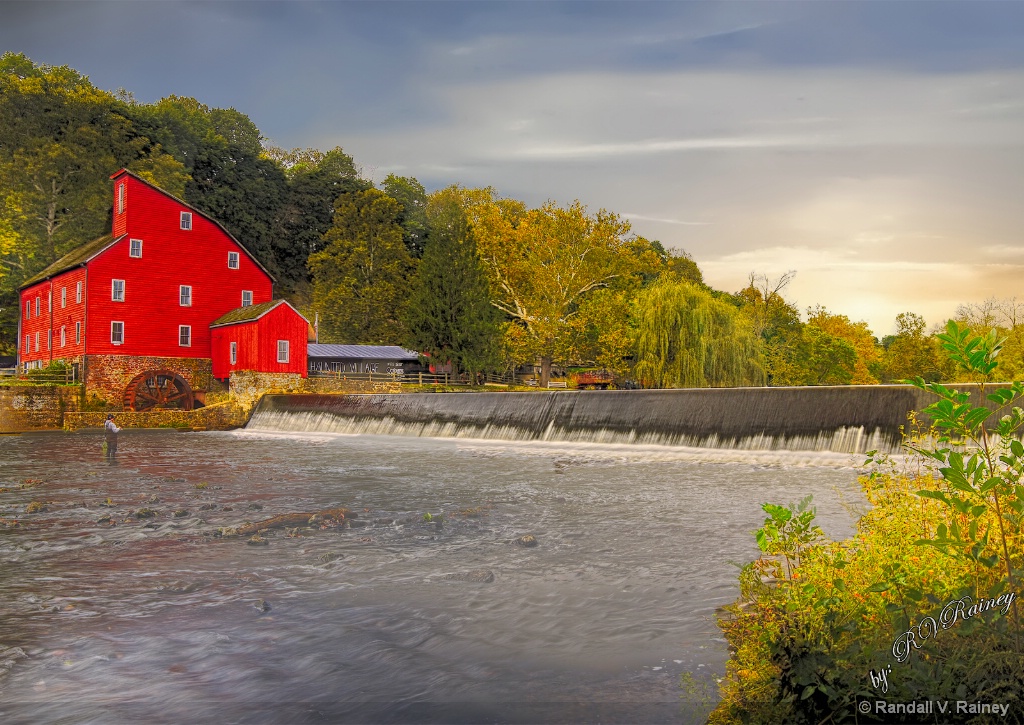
(308, 344), (420, 360)
(21, 234), (125, 289)
(209, 299), (309, 328)
(110, 169), (275, 282)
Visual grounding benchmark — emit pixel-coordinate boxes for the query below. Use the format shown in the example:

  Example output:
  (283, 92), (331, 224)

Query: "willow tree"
(632, 279), (763, 388)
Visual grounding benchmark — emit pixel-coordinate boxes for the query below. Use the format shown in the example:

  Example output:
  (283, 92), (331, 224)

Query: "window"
(25, 334), (30, 353)
(48, 292), (52, 313)
(35, 297), (40, 316)
(180, 211), (192, 230)
(47, 329), (51, 350)
(112, 279), (125, 302)
(179, 285), (192, 307)
(76, 281), (82, 304)
(24, 303), (29, 320)
(61, 287), (66, 308)
(228, 251), (239, 269)
(230, 341), (237, 365)
(111, 321), (124, 345)
(117, 182), (126, 214)
(75, 321), (81, 344)
(241, 290), (253, 307)
(179, 325), (191, 347)
(130, 239), (143, 258)
(277, 339), (289, 363)
(60, 326), (66, 347)
(34, 331), (39, 352)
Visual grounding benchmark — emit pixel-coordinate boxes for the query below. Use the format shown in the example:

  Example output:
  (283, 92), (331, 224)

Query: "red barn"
(17, 170), (309, 409)
(210, 300), (310, 380)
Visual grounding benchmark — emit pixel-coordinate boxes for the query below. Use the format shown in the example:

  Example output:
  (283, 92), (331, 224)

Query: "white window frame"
(35, 331), (39, 352)
(111, 321), (124, 345)
(130, 238), (143, 258)
(76, 281), (82, 304)
(35, 297), (40, 316)
(61, 287), (66, 308)
(241, 290), (253, 307)
(25, 334), (30, 353)
(230, 341), (237, 365)
(228, 251), (240, 269)
(117, 182), (126, 214)
(179, 325), (191, 347)
(47, 329), (51, 350)
(179, 285), (192, 307)
(60, 326), (66, 347)
(75, 321), (81, 344)
(277, 339), (289, 363)
(24, 303), (29, 320)
(180, 211), (192, 230)
(112, 279), (125, 302)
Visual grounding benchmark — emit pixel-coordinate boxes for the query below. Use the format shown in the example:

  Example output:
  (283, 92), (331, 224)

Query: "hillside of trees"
(3, 52), (1021, 386)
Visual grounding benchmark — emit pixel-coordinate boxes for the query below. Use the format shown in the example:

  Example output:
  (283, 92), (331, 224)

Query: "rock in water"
(253, 599), (271, 613)
(514, 534), (538, 547)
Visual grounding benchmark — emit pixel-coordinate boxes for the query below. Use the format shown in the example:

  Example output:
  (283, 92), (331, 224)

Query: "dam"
(247, 384), (944, 453)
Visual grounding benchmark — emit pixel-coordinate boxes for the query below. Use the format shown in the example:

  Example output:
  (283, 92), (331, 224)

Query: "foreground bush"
(712, 323), (1024, 723)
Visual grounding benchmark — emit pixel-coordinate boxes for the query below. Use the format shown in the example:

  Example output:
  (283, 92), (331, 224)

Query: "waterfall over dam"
(246, 385), (956, 453)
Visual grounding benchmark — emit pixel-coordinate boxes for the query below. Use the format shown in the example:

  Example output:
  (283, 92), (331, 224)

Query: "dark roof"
(209, 299), (308, 328)
(308, 344), (420, 360)
(21, 234), (123, 288)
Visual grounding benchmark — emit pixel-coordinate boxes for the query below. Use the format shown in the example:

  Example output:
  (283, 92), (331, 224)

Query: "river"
(0, 428), (866, 724)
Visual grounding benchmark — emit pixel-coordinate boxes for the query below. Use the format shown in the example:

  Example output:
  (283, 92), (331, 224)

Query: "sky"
(3, 0), (1024, 336)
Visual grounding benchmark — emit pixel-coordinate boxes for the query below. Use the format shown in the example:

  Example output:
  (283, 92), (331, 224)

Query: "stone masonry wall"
(0, 386), (82, 432)
(229, 370), (401, 410)
(84, 355), (214, 407)
(63, 401), (247, 432)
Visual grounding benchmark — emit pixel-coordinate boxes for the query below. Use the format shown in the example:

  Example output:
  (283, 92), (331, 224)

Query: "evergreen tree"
(403, 196), (499, 376)
(309, 189), (414, 344)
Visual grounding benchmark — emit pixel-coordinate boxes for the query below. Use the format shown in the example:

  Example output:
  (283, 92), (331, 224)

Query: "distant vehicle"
(574, 370), (615, 390)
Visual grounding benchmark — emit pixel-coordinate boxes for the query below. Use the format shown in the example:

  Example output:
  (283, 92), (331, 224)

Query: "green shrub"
(713, 323), (1024, 723)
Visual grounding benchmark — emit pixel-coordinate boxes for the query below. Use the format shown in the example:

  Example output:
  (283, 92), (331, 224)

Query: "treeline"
(2, 53), (1020, 387)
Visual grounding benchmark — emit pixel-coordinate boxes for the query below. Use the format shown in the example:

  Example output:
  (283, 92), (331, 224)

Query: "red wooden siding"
(210, 302), (309, 379)
(86, 172), (274, 359)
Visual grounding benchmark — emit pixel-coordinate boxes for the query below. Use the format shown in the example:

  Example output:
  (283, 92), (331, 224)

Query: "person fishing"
(104, 413), (121, 458)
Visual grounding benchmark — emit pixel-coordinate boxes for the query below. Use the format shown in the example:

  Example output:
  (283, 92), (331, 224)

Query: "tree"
(800, 326), (858, 386)
(955, 297), (1024, 380)
(309, 189), (414, 344)
(632, 278), (763, 388)
(735, 271), (805, 386)
(273, 147), (369, 298)
(383, 174), (430, 258)
(458, 190), (658, 385)
(403, 193), (499, 376)
(880, 312), (941, 382)
(805, 305), (881, 384)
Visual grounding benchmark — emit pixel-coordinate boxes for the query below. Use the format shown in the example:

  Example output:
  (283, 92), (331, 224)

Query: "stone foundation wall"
(0, 386), (83, 432)
(229, 370), (401, 410)
(63, 401), (247, 432)
(84, 355), (214, 407)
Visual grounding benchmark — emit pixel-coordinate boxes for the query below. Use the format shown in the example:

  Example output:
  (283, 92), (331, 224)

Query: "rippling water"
(0, 430), (866, 724)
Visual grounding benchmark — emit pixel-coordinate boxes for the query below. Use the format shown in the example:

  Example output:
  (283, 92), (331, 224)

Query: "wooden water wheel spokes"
(123, 369), (194, 412)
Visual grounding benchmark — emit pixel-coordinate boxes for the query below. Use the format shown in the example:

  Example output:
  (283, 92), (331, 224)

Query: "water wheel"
(123, 369), (194, 412)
